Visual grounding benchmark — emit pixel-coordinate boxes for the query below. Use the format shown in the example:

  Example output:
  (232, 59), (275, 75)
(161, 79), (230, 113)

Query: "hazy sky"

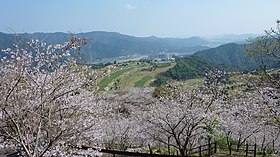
(0, 0), (279, 37)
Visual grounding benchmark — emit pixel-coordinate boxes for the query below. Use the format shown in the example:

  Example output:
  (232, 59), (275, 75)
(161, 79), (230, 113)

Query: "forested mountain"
(194, 42), (280, 70)
(193, 43), (248, 67)
(0, 31), (209, 61)
(0, 32), (16, 50)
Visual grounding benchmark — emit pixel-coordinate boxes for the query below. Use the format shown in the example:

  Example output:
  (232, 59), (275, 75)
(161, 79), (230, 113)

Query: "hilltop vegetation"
(163, 56), (238, 80)
(193, 42), (280, 70)
(152, 56), (239, 86)
(194, 43), (247, 67)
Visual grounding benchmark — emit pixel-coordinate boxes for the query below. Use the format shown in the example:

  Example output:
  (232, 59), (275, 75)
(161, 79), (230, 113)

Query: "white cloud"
(124, 3), (136, 10)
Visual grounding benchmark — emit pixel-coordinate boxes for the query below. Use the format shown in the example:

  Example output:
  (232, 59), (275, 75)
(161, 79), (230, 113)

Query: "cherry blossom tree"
(0, 37), (102, 156)
(140, 75), (229, 156)
(97, 88), (156, 150)
(218, 72), (280, 152)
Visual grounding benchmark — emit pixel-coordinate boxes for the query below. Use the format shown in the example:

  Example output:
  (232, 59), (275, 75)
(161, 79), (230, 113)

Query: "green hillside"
(152, 56), (238, 85)
(99, 67), (134, 91)
(194, 43), (248, 67)
(97, 61), (175, 92)
(193, 42), (280, 70)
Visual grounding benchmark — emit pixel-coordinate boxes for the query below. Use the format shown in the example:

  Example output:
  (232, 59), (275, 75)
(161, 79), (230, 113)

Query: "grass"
(97, 61), (176, 92)
(118, 62), (176, 91)
(134, 76), (153, 88)
(99, 67), (133, 91)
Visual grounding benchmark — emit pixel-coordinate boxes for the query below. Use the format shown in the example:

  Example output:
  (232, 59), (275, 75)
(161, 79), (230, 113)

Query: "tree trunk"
(179, 148), (185, 156)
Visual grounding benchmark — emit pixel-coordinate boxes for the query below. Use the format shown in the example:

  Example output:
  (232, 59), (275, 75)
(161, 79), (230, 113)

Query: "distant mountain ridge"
(0, 31), (210, 63)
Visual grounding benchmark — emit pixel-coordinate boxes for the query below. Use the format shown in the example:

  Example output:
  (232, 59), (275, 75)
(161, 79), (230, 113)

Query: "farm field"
(97, 61), (176, 92)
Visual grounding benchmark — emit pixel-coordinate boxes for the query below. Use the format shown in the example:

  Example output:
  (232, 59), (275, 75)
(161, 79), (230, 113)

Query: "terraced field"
(134, 76), (153, 88)
(98, 67), (134, 91)
(97, 61), (176, 92)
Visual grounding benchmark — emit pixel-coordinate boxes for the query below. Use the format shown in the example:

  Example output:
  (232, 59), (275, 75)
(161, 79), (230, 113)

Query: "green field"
(134, 76), (153, 88)
(99, 67), (134, 91)
(97, 61), (175, 92)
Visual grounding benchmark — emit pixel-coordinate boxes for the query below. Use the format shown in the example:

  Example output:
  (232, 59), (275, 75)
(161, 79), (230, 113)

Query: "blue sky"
(0, 0), (279, 37)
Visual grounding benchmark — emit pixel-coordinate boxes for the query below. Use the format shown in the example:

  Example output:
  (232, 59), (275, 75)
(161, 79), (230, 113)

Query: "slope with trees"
(194, 43), (247, 67)
(151, 56), (238, 86)
(194, 39), (279, 70)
